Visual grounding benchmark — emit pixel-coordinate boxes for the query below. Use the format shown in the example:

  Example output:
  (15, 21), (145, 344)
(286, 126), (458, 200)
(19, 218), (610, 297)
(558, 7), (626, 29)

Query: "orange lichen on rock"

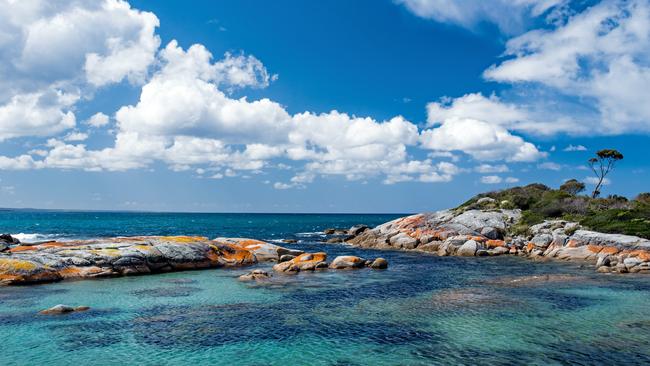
(565, 239), (581, 248)
(470, 236), (487, 243)
(90, 248), (122, 257)
(486, 240), (506, 248)
(213, 243), (255, 265)
(8, 245), (38, 253)
(395, 214), (425, 230)
(133, 245), (154, 251)
(236, 239), (266, 247)
(526, 243), (535, 252)
(587, 245), (603, 254)
(0, 258), (38, 271)
(630, 250), (650, 262)
(600, 246), (620, 255)
(273, 252), (328, 272)
(158, 236), (208, 243)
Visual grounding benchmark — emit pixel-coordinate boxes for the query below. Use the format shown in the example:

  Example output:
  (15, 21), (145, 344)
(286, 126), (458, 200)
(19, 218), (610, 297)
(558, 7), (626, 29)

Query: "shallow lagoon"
(1, 212), (650, 365)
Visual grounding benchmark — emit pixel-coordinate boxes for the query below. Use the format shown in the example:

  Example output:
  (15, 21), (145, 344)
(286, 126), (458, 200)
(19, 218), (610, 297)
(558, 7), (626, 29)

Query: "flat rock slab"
(0, 236), (296, 285)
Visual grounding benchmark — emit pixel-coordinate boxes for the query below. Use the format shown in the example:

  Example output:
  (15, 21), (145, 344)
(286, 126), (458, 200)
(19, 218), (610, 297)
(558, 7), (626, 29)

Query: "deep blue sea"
(1, 210), (650, 365)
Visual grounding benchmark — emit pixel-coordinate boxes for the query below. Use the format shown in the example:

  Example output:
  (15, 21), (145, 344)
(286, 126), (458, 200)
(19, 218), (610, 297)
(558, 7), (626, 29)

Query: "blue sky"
(0, 0), (648, 213)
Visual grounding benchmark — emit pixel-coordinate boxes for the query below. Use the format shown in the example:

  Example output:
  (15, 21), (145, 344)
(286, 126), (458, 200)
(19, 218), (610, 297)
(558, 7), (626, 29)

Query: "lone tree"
(560, 179), (585, 195)
(588, 149), (623, 198)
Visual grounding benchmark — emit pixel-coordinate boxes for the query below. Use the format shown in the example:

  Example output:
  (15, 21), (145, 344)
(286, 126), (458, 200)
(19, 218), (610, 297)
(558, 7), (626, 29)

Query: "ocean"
(1, 210), (650, 365)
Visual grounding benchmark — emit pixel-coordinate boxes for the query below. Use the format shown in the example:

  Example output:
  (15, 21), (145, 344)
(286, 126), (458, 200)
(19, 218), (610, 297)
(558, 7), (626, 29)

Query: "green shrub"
(455, 183), (650, 239)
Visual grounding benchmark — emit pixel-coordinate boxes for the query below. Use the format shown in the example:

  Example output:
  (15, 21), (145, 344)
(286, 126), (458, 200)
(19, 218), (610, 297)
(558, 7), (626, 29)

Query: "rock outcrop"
(0, 236), (302, 285)
(346, 210), (650, 274)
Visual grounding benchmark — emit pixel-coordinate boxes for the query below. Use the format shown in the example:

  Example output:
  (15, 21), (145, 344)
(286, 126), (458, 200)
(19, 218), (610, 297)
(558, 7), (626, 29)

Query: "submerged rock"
(238, 269), (272, 282)
(326, 237), (344, 244)
(39, 304), (90, 315)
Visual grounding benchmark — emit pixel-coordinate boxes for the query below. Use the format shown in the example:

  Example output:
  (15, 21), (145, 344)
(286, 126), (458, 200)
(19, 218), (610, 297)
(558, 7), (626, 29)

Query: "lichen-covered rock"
(272, 252), (328, 273)
(39, 304), (90, 315)
(345, 208), (650, 275)
(369, 257), (388, 269)
(329, 255), (366, 269)
(1, 236), (297, 285)
(213, 238), (303, 262)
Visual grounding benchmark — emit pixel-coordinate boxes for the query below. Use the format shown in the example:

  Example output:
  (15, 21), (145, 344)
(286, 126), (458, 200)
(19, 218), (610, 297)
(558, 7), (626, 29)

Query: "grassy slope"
(456, 184), (650, 239)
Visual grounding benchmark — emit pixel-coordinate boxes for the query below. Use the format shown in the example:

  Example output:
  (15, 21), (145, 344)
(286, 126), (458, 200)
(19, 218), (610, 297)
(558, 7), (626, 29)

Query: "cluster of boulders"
(346, 207), (650, 274)
(238, 254), (387, 281)
(272, 252), (387, 273)
(0, 236), (303, 285)
(322, 225), (368, 243)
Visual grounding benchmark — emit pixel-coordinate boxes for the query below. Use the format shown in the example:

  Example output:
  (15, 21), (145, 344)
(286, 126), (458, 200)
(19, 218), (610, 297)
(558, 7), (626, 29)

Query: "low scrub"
(458, 184), (650, 239)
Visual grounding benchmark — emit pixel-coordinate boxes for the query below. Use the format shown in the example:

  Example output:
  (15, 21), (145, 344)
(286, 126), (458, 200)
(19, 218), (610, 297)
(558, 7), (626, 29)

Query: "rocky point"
(345, 209), (650, 274)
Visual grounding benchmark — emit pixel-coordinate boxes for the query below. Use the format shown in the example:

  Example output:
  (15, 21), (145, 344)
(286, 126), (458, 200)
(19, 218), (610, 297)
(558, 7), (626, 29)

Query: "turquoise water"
(1, 211), (650, 365)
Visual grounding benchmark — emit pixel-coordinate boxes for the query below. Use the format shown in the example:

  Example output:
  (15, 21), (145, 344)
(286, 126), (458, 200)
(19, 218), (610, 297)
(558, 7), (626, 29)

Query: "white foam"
(295, 232), (326, 237)
(11, 233), (59, 243)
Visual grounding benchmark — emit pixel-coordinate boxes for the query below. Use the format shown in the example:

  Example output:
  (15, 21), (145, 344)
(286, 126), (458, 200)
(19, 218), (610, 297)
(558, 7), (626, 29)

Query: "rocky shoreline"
(344, 205), (650, 274)
(2, 203), (649, 286)
(0, 235), (386, 286)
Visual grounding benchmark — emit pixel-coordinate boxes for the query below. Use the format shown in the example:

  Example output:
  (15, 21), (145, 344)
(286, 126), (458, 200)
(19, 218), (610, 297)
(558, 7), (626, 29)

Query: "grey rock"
(457, 240), (478, 257)
(279, 254), (296, 263)
(624, 257), (642, 268)
(276, 247), (304, 257)
(348, 225), (369, 236)
(571, 230), (650, 250)
(480, 226), (501, 240)
(450, 210), (521, 232)
(531, 234), (553, 248)
(389, 233), (418, 249)
(0, 234), (20, 244)
(596, 255), (611, 268)
(489, 247), (509, 256)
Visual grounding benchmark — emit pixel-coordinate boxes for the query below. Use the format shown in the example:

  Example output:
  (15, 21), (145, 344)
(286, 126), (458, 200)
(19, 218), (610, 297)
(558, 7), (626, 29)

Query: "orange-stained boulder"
(329, 255), (366, 269)
(272, 252), (328, 272)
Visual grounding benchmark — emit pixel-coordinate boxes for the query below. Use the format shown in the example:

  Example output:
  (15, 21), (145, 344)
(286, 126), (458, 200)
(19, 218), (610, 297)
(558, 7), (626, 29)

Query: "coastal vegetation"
(459, 182), (650, 239)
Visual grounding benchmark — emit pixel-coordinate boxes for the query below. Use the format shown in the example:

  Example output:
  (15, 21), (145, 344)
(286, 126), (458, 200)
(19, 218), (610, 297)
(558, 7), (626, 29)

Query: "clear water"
(1, 211), (650, 365)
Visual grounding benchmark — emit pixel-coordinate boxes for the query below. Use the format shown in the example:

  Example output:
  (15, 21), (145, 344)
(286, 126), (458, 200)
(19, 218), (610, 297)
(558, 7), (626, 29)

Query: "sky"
(0, 0), (648, 213)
